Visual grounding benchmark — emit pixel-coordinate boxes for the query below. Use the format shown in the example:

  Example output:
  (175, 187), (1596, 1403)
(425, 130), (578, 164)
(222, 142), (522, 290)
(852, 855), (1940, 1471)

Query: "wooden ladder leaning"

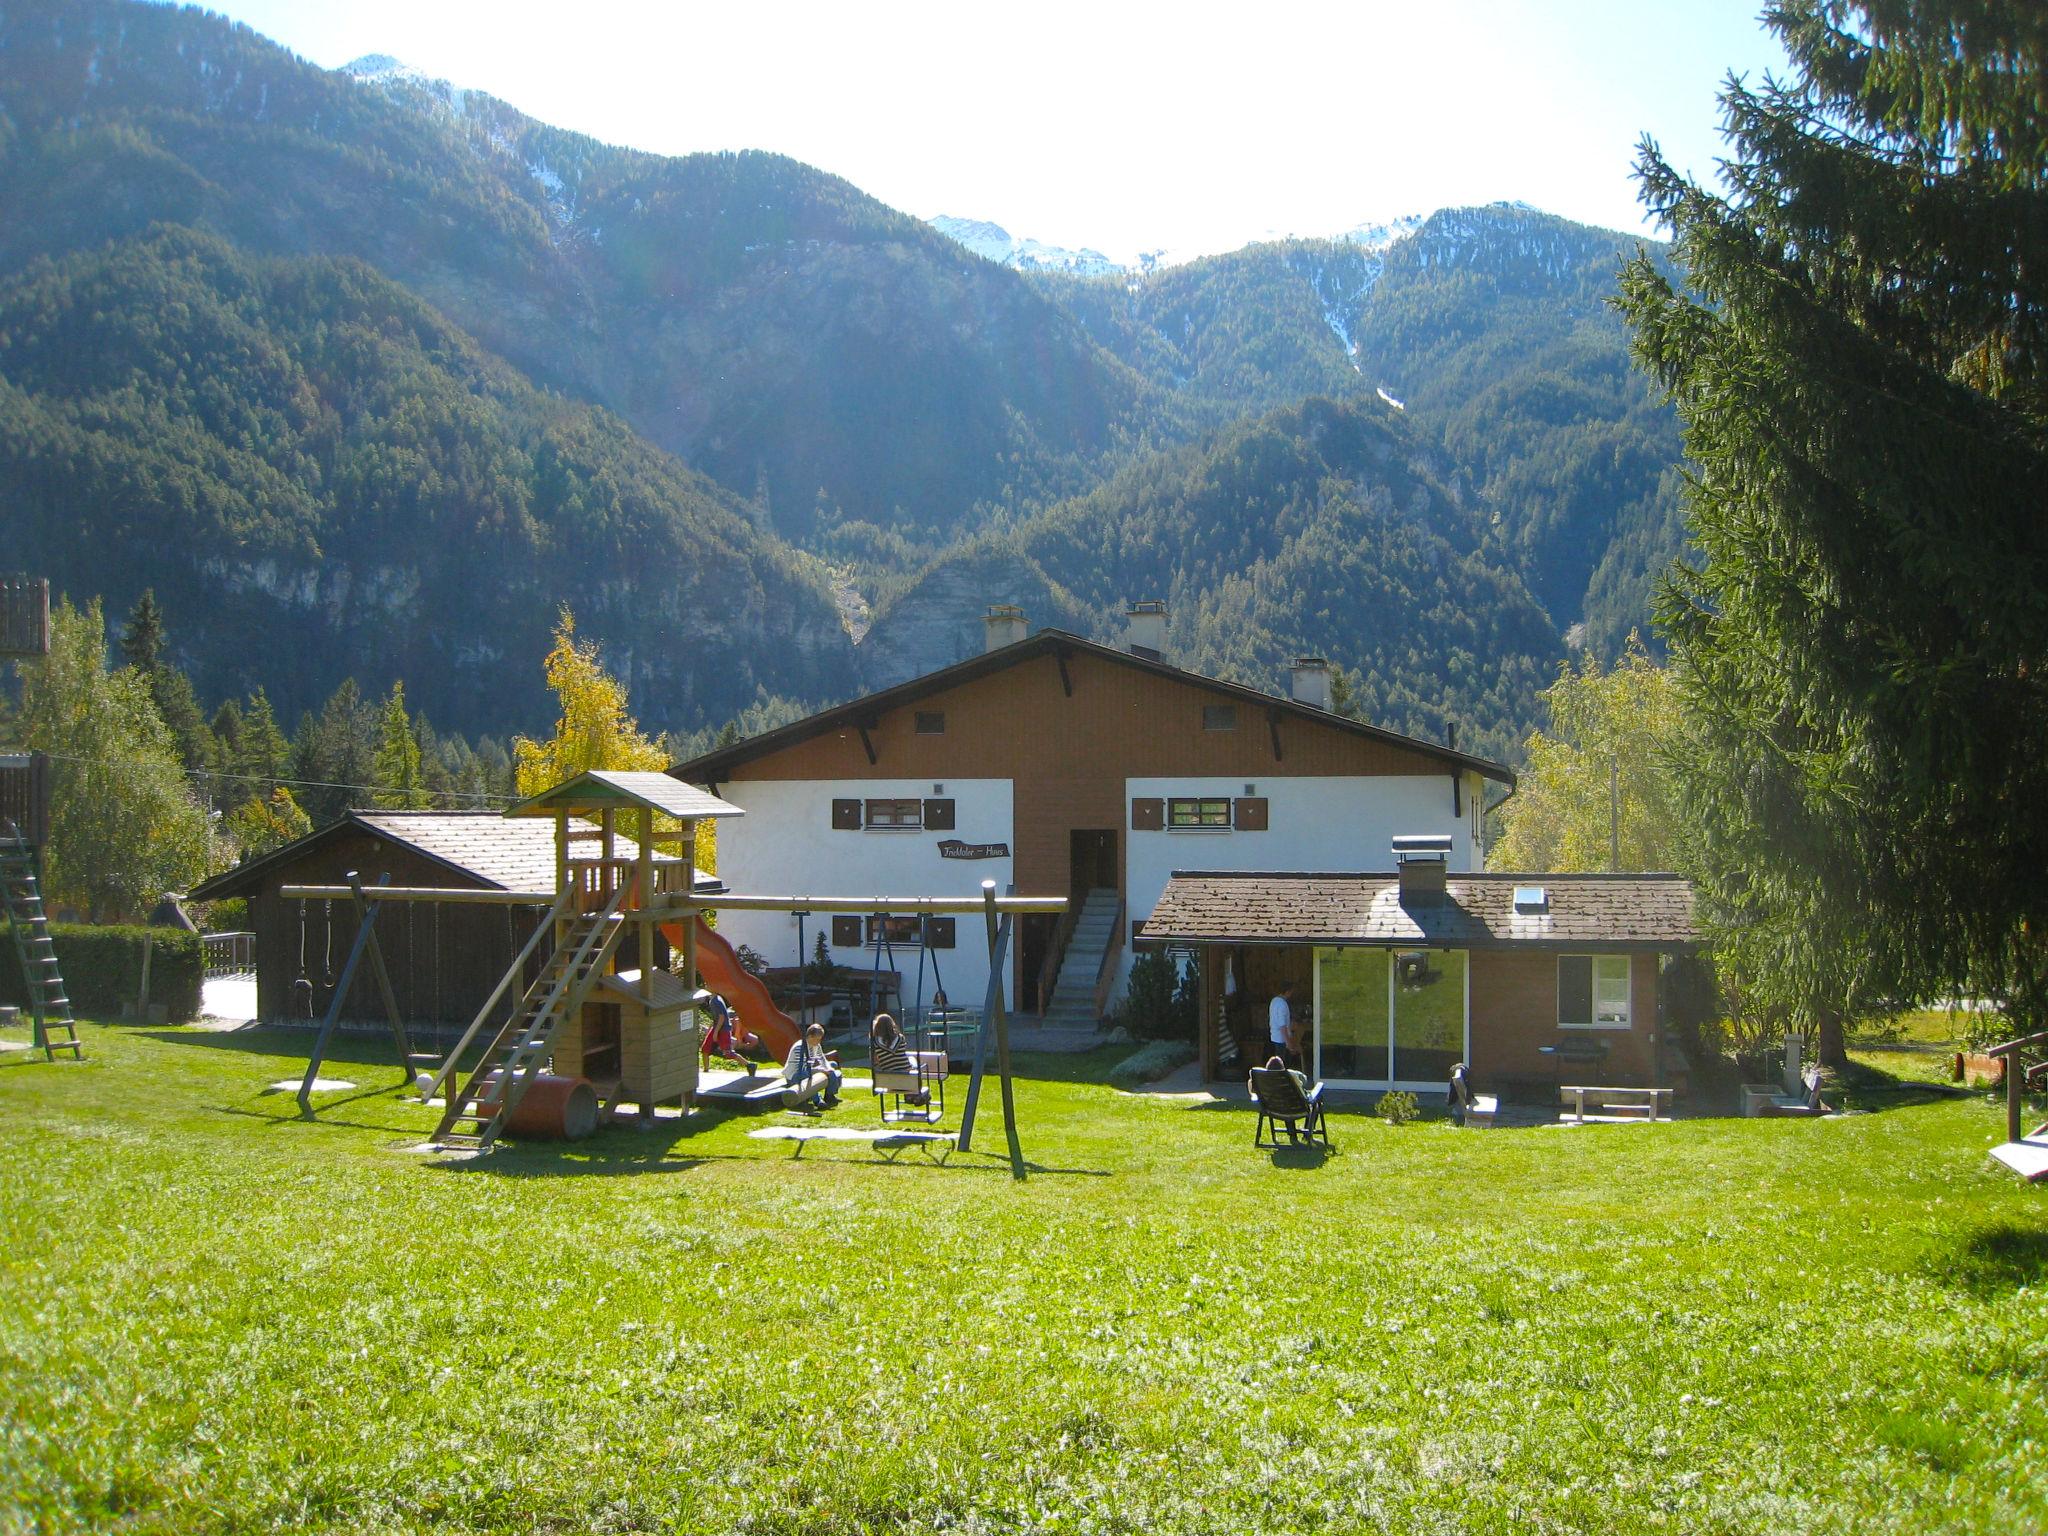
(1, 820), (81, 1061)
(432, 882), (629, 1152)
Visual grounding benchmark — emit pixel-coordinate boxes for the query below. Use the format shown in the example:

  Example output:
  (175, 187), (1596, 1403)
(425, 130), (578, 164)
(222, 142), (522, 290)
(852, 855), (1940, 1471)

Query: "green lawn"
(3, 1024), (2045, 1535)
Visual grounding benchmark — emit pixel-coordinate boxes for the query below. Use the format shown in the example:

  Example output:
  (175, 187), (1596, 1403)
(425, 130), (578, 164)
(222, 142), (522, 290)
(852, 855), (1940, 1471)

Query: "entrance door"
(1069, 829), (1118, 901)
(1018, 913), (1054, 1013)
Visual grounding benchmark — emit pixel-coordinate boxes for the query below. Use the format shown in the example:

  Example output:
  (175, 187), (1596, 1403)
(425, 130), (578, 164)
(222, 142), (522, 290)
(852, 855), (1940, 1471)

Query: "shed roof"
(508, 770), (744, 821)
(189, 810), (711, 903)
(1142, 870), (1697, 950)
(669, 629), (1513, 787)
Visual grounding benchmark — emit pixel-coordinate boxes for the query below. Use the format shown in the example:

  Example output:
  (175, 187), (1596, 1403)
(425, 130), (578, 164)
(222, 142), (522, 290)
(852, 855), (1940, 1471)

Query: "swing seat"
(873, 1050), (947, 1123)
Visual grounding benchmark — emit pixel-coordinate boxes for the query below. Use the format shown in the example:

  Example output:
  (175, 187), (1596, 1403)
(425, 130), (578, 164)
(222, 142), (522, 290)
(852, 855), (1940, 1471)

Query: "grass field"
(3, 1023), (2045, 1535)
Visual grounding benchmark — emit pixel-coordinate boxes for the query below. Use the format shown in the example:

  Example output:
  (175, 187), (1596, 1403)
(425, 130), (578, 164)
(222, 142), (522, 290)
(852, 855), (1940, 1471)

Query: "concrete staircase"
(1040, 888), (1120, 1031)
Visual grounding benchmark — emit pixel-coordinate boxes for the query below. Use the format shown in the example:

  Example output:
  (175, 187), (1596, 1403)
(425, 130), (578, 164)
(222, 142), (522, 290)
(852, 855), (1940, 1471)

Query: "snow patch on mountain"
(341, 54), (469, 116)
(928, 216), (1121, 277)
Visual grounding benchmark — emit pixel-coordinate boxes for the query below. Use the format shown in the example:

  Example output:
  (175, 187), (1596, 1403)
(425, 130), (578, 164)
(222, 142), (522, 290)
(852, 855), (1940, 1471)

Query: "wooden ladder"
(1, 822), (81, 1061)
(432, 883), (628, 1151)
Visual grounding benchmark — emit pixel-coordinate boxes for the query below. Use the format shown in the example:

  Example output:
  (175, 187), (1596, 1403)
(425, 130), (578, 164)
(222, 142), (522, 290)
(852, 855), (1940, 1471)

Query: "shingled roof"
(669, 628), (1513, 787)
(190, 810), (703, 903)
(1142, 871), (1697, 950)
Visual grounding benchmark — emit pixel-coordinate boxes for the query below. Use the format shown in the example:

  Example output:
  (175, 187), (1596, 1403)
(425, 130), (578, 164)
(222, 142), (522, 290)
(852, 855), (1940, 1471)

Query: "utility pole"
(1609, 757), (1620, 872)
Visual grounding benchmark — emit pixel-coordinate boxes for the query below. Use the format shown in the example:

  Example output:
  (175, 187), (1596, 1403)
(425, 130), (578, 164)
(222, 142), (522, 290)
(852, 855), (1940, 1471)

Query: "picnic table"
(1538, 1037), (1610, 1086)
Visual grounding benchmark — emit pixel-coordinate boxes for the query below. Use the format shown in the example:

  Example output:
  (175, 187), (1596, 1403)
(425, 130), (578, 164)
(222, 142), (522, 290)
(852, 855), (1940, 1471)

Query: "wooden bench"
(1559, 1085), (1673, 1124)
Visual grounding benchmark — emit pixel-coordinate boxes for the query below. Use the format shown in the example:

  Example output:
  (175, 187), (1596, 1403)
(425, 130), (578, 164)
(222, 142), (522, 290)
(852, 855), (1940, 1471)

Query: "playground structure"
(278, 767), (1065, 1158)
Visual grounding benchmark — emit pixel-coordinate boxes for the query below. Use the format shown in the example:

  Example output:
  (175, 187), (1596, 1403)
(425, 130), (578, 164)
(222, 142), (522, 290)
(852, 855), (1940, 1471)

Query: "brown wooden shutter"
(1234, 797), (1269, 831)
(832, 916), (863, 947)
(925, 916), (956, 949)
(923, 798), (956, 830)
(831, 798), (862, 830)
(1130, 797), (1163, 831)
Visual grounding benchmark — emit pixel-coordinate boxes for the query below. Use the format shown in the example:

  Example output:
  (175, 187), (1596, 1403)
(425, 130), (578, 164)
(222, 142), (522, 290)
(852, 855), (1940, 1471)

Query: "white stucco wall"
(1121, 773), (1475, 993)
(706, 778), (1016, 1016)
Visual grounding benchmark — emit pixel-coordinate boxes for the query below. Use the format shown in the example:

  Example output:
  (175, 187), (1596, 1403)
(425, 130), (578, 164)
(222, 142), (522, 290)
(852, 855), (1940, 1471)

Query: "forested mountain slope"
(0, 0), (1690, 755)
(859, 396), (1560, 764)
(1034, 206), (1686, 653)
(0, 0), (1150, 548)
(0, 228), (854, 733)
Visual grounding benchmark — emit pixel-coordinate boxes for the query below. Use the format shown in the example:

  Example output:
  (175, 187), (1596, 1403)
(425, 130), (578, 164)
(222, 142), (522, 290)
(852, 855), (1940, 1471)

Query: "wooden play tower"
(428, 770), (739, 1149)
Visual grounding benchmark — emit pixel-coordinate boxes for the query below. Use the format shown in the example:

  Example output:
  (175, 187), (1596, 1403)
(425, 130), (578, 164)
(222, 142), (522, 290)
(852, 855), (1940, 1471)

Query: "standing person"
(1269, 980), (1300, 1072)
(780, 1021), (842, 1111)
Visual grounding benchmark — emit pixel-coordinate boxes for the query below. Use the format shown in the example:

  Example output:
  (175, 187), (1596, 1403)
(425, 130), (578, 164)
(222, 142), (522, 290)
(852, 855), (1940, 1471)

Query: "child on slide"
(694, 989), (762, 1068)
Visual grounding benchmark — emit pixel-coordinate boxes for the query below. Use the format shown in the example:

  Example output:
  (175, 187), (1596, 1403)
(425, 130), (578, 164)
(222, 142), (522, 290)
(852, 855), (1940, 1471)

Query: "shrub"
(0, 923), (202, 1022)
(1108, 1040), (1196, 1089)
(1111, 950), (1198, 1042)
(1374, 1090), (1420, 1125)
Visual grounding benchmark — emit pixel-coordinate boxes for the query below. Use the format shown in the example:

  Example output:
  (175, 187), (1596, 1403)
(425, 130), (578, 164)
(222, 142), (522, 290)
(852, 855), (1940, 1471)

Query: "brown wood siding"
(247, 829), (544, 1026)
(724, 649), (1455, 902)
(1467, 950), (1661, 1088)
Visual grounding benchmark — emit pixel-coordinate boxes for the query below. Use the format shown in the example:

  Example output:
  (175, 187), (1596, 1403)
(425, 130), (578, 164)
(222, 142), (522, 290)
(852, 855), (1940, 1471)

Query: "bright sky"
(188, 0), (1788, 262)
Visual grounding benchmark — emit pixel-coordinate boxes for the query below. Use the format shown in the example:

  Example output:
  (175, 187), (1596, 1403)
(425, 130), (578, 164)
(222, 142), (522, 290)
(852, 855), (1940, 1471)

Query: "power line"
(26, 750), (519, 807)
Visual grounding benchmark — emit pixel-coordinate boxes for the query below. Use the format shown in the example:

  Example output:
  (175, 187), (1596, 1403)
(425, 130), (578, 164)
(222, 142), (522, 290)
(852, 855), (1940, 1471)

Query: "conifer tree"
(372, 682), (430, 809)
(237, 689), (291, 792)
(1617, 1), (2048, 1060)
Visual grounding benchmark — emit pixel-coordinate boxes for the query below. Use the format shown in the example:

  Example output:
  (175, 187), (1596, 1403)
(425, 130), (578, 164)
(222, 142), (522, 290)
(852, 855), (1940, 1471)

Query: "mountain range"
(0, 0), (1686, 761)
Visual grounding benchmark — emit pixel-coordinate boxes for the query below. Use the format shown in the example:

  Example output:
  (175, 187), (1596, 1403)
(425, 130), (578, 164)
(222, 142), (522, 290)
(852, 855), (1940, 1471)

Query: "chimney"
(1125, 600), (1167, 660)
(1290, 656), (1333, 711)
(1392, 833), (1452, 905)
(983, 604), (1027, 652)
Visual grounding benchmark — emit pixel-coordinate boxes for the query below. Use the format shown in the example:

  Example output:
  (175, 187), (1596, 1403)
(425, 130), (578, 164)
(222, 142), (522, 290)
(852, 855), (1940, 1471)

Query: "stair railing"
(1090, 895), (1127, 1021)
(1034, 903), (1080, 1017)
(420, 891), (570, 1105)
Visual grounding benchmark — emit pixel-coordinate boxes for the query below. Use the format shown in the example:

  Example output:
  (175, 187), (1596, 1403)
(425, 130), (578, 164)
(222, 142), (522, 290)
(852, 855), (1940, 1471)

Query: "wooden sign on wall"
(0, 576), (50, 659)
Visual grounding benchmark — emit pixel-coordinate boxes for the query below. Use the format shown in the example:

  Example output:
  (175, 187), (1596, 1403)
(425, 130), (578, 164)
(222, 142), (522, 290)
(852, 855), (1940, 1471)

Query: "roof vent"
(1393, 833), (1451, 906)
(1125, 600), (1167, 661)
(1290, 656), (1332, 711)
(1513, 884), (1548, 912)
(984, 604), (1027, 652)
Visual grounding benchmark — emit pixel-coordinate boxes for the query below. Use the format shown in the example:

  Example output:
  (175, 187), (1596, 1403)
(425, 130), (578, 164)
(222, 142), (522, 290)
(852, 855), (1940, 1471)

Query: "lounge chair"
(1447, 1063), (1498, 1128)
(1248, 1065), (1331, 1149)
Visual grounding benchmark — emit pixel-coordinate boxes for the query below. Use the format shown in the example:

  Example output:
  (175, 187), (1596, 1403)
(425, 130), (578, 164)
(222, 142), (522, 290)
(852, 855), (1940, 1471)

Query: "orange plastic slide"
(665, 916), (801, 1061)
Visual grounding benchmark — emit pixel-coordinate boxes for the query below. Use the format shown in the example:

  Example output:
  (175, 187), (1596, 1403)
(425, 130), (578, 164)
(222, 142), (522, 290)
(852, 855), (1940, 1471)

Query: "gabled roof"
(667, 629), (1514, 786)
(508, 769), (744, 821)
(1142, 870), (1696, 950)
(189, 810), (712, 903)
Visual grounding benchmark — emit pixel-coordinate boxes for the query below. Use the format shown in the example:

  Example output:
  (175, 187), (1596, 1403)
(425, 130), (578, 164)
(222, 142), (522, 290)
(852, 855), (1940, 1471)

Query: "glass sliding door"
(1316, 946), (1468, 1087)
(1392, 949), (1467, 1086)
(1314, 948), (1389, 1082)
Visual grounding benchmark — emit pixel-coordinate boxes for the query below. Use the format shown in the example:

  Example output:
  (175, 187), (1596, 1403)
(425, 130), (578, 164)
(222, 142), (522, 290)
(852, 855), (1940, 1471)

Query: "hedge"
(0, 923), (203, 1023)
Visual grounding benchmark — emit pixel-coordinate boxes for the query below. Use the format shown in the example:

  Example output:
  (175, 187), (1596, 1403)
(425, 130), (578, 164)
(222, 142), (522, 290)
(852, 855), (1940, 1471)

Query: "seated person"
(1254, 1052), (1310, 1097)
(694, 989), (761, 1065)
(869, 1012), (930, 1107)
(780, 1022), (842, 1111)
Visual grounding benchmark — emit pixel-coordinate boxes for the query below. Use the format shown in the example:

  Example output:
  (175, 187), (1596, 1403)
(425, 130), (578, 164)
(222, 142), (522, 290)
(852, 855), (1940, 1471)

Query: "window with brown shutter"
(832, 916), (863, 948)
(925, 916), (956, 949)
(1130, 797), (1164, 831)
(865, 797), (923, 830)
(1234, 797), (1269, 831)
(923, 798), (956, 830)
(831, 798), (862, 830)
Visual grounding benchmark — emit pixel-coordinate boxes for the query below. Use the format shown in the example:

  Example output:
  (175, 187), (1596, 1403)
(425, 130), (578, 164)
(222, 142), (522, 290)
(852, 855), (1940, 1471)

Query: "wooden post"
(985, 880), (1024, 1178)
(679, 819), (697, 997)
(133, 931), (154, 1020)
(2010, 1051), (2024, 1146)
(637, 813), (655, 1004)
(347, 871), (414, 1079)
(553, 811), (570, 940)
